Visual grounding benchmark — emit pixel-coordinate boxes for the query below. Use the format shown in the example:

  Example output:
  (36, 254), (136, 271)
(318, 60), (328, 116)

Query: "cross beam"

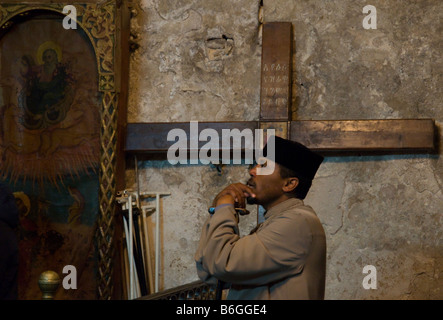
(124, 23), (437, 159)
(125, 119), (436, 157)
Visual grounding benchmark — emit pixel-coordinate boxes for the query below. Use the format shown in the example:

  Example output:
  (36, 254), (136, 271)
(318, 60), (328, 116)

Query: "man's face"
(246, 159), (286, 209)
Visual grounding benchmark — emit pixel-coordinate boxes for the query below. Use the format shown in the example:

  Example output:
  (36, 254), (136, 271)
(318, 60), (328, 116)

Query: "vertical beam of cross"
(259, 22), (293, 141)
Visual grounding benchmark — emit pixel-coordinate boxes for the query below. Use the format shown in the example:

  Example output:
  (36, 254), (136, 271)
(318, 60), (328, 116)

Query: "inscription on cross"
(260, 22), (292, 122)
(262, 66), (289, 108)
(261, 63), (290, 114)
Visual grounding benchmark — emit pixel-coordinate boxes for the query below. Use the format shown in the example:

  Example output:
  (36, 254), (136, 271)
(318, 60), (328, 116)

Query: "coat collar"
(264, 198), (304, 220)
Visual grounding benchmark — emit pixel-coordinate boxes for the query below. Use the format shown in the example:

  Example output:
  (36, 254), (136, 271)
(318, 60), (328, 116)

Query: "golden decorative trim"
(97, 91), (118, 299)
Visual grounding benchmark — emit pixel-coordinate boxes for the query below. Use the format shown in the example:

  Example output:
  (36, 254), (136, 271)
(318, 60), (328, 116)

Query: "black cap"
(262, 136), (324, 180)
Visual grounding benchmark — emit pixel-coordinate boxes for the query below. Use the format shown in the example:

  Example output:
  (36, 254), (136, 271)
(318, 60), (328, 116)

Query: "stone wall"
(127, 0), (442, 299)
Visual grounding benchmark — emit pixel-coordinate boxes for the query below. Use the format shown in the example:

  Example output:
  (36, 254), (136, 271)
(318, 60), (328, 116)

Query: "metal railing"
(137, 280), (220, 300)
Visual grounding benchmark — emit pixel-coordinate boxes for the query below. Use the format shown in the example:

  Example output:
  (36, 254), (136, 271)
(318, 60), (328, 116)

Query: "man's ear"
(282, 177), (299, 193)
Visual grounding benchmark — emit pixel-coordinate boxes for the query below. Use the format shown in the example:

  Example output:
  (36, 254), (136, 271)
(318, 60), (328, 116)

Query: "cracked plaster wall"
(126, 0), (442, 299)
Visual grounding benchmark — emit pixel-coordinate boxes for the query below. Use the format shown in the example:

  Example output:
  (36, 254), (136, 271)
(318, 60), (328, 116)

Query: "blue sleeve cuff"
(208, 203), (234, 215)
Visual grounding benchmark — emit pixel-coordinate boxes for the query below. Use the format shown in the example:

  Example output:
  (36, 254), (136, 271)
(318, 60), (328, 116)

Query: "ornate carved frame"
(0, 1), (129, 299)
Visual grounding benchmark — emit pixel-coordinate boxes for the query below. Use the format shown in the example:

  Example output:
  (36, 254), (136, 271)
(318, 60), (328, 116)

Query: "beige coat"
(195, 198), (326, 300)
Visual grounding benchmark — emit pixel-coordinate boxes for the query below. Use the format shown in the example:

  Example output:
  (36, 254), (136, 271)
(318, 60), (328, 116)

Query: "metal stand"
(116, 189), (170, 299)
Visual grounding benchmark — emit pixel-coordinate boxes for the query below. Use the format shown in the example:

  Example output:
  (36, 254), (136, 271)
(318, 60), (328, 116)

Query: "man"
(195, 136), (326, 299)
(0, 182), (19, 300)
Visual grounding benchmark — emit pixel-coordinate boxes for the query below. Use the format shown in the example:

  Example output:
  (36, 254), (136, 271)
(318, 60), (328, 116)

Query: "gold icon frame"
(0, 1), (129, 300)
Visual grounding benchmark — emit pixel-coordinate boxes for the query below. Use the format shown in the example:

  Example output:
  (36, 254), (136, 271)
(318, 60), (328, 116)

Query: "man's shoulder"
(281, 199), (318, 217)
(262, 198), (322, 229)
(277, 200), (324, 231)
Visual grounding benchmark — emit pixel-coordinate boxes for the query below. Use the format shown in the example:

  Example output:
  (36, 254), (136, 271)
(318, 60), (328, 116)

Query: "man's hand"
(212, 183), (256, 211)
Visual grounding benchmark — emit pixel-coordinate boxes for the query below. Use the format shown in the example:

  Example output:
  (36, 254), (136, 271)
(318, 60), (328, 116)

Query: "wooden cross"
(125, 22), (436, 159)
(122, 22), (436, 299)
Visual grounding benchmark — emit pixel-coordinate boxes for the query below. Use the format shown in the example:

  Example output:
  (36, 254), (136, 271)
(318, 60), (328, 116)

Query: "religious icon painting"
(0, 10), (101, 299)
